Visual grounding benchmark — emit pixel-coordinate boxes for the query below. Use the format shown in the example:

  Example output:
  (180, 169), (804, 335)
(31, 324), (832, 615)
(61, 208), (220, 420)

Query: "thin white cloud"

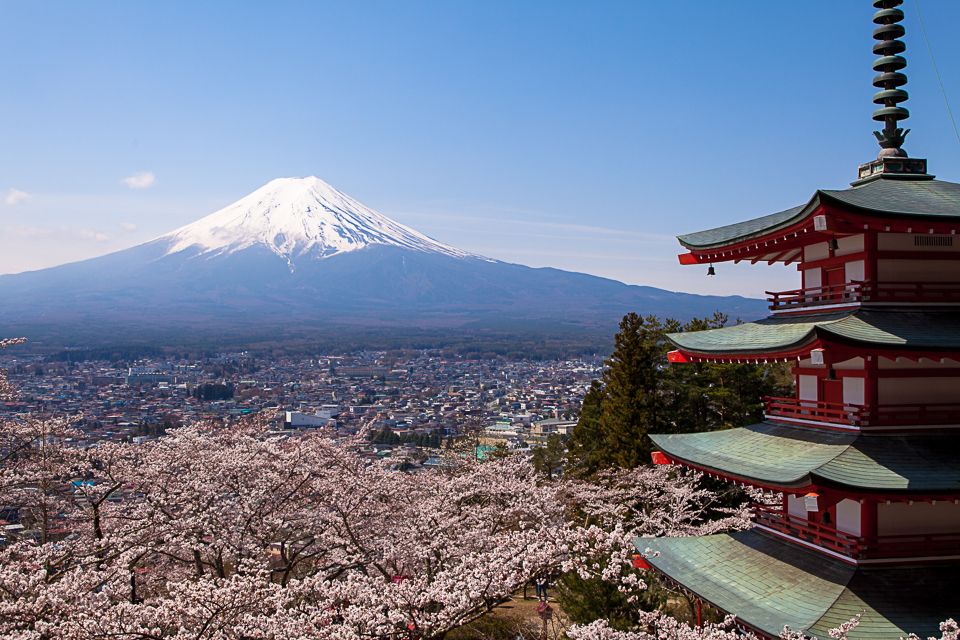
(2, 225), (109, 242)
(4, 189), (32, 205)
(80, 229), (110, 242)
(121, 171), (157, 189)
(3, 224), (52, 238)
(392, 209), (675, 243)
(119, 222), (138, 231)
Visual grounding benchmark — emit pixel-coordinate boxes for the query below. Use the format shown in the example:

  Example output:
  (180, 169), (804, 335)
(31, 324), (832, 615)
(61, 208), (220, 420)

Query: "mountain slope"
(0, 177), (767, 338)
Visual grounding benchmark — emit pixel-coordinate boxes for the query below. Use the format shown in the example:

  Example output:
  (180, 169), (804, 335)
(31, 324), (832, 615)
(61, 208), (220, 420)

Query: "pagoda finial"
(871, 0), (910, 158)
(854, 0), (932, 184)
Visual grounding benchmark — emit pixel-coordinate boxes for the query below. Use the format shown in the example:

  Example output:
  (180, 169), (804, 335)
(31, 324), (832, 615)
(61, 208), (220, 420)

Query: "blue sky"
(1, 1), (959, 297)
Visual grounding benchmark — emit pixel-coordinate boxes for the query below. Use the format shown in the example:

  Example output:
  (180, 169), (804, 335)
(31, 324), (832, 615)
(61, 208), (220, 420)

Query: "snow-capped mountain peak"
(154, 176), (479, 263)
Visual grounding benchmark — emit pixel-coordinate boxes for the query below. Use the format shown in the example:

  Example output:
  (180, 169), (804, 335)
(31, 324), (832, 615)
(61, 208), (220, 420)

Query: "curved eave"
(650, 425), (846, 492)
(677, 179), (960, 260)
(664, 312), (846, 359)
(667, 309), (960, 360)
(634, 530), (960, 640)
(666, 336), (821, 362)
(678, 199), (819, 253)
(650, 423), (960, 494)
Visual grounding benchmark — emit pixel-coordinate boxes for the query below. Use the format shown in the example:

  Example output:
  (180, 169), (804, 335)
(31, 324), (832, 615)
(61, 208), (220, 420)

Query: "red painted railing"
(764, 396), (960, 428)
(752, 504), (960, 560)
(764, 397), (859, 426)
(767, 281), (960, 311)
(753, 504), (860, 557)
(767, 283), (860, 311)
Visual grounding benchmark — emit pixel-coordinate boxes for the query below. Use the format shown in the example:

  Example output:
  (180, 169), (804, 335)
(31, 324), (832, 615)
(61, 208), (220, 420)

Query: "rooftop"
(678, 178), (960, 251)
(649, 421), (960, 492)
(666, 308), (960, 357)
(635, 529), (959, 640)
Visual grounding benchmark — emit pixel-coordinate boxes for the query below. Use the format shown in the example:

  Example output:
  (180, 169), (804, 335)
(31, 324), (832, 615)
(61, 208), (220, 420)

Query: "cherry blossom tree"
(569, 614), (959, 640)
(4, 335), (944, 640)
(0, 401), (725, 640)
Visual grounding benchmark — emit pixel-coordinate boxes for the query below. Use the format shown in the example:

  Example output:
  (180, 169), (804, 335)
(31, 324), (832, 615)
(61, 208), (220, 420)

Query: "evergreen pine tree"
(531, 433), (566, 479)
(567, 313), (677, 473)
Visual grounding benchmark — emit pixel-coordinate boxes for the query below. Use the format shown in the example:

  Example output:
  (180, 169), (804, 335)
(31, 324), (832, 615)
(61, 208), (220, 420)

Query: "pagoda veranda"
(636, 2), (959, 638)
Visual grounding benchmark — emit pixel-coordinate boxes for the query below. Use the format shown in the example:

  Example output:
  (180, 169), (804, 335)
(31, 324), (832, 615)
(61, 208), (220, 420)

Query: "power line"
(914, 0), (960, 151)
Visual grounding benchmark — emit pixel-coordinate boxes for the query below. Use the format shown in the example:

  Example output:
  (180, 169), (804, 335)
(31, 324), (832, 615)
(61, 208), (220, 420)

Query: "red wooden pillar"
(861, 499), (878, 539)
(863, 232), (878, 283)
(864, 355), (879, 417)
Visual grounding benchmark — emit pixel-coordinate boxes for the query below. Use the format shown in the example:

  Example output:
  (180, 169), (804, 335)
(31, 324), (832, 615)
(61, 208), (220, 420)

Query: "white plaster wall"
(843, 377), (865, 406)
(878, 377), (960, 404)
(805, 268), (822, 289)
(845, 260), (865, 282)
(787, 494), (807, 518)
(877, 259), (960, 282)
(878, 233), (960, 251)
(834, 357), (864, 370)
(805, 242), (830, 262)
(798, 375), (818, 402)
(877, 500), (960, 535)
(878, 357), (960, 369)
(836, 499), (861, 536)
(836, 235), (864, 257)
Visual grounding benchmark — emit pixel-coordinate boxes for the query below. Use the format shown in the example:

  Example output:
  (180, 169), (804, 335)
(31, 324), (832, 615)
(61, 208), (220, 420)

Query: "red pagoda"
(636, 2), (960, 638)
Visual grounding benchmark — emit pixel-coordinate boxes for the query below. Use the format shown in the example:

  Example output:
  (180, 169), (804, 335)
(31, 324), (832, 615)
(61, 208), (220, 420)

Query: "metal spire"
(871, 0), (910, 157)
(854, 0), (932, 184)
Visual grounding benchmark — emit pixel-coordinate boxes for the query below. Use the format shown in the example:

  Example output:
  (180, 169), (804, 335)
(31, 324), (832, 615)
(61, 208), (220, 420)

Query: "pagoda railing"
(764, 397), (960, 428)
(767, 281), (960, 312)
(752, 504), (960, 561)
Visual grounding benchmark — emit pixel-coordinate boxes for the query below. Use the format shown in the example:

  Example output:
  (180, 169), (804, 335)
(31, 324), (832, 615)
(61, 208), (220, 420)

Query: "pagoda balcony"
(752, 504), (960, 562)
(766, 281), (960, 313)
(764, 396), (960, 429)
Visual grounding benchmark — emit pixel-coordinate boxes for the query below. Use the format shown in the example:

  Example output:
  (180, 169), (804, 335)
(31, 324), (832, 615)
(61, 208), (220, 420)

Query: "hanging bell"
(826, 368), (837, 381)
(707, 264), (716, 276)
(828, 237), (840, 251)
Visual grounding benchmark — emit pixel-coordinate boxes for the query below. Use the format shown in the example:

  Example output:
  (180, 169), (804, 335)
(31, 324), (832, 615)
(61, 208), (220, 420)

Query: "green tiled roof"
(822, 178), (960, 218)
(666, 309), (960, 355)
(677, 205), (807, 250)
(678, 178), (960, 250)
(635, 530), (959, 640)
(649, 422), (960, 492)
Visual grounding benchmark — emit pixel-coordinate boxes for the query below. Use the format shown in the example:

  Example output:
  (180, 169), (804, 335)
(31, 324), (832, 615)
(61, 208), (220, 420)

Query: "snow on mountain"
(153, 176), (481, 265)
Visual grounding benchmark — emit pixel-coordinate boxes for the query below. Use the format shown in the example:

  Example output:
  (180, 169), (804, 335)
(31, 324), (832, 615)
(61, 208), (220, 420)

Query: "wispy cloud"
(119, 222), (138, 231)
(3, 224), (52, 237)
(392, 209), (675, 244)
(80, 229), (110, 242)
(0, 225), (136, 275)
(121, 171), (157, 189)
(4, 189), (32, 205)
(2, 224), (108, 242)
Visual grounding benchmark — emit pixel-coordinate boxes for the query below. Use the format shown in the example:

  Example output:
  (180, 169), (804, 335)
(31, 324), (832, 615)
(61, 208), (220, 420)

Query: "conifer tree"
(567, 312), (793, 475)
(567, 313), (677, 473)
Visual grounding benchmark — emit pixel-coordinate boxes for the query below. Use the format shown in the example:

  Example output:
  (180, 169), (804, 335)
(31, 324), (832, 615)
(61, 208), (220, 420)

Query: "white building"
(285, 405), (339, 428)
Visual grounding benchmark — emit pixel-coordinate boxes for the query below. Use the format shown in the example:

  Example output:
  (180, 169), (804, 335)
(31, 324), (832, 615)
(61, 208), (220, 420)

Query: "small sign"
(814, 215), (828, 231)
(810, 349), (825, 365)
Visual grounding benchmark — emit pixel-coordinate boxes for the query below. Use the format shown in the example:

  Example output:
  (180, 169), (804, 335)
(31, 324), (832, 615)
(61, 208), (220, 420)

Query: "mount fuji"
(156, 177), (478, 264)
(0, 177), (765, 341)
